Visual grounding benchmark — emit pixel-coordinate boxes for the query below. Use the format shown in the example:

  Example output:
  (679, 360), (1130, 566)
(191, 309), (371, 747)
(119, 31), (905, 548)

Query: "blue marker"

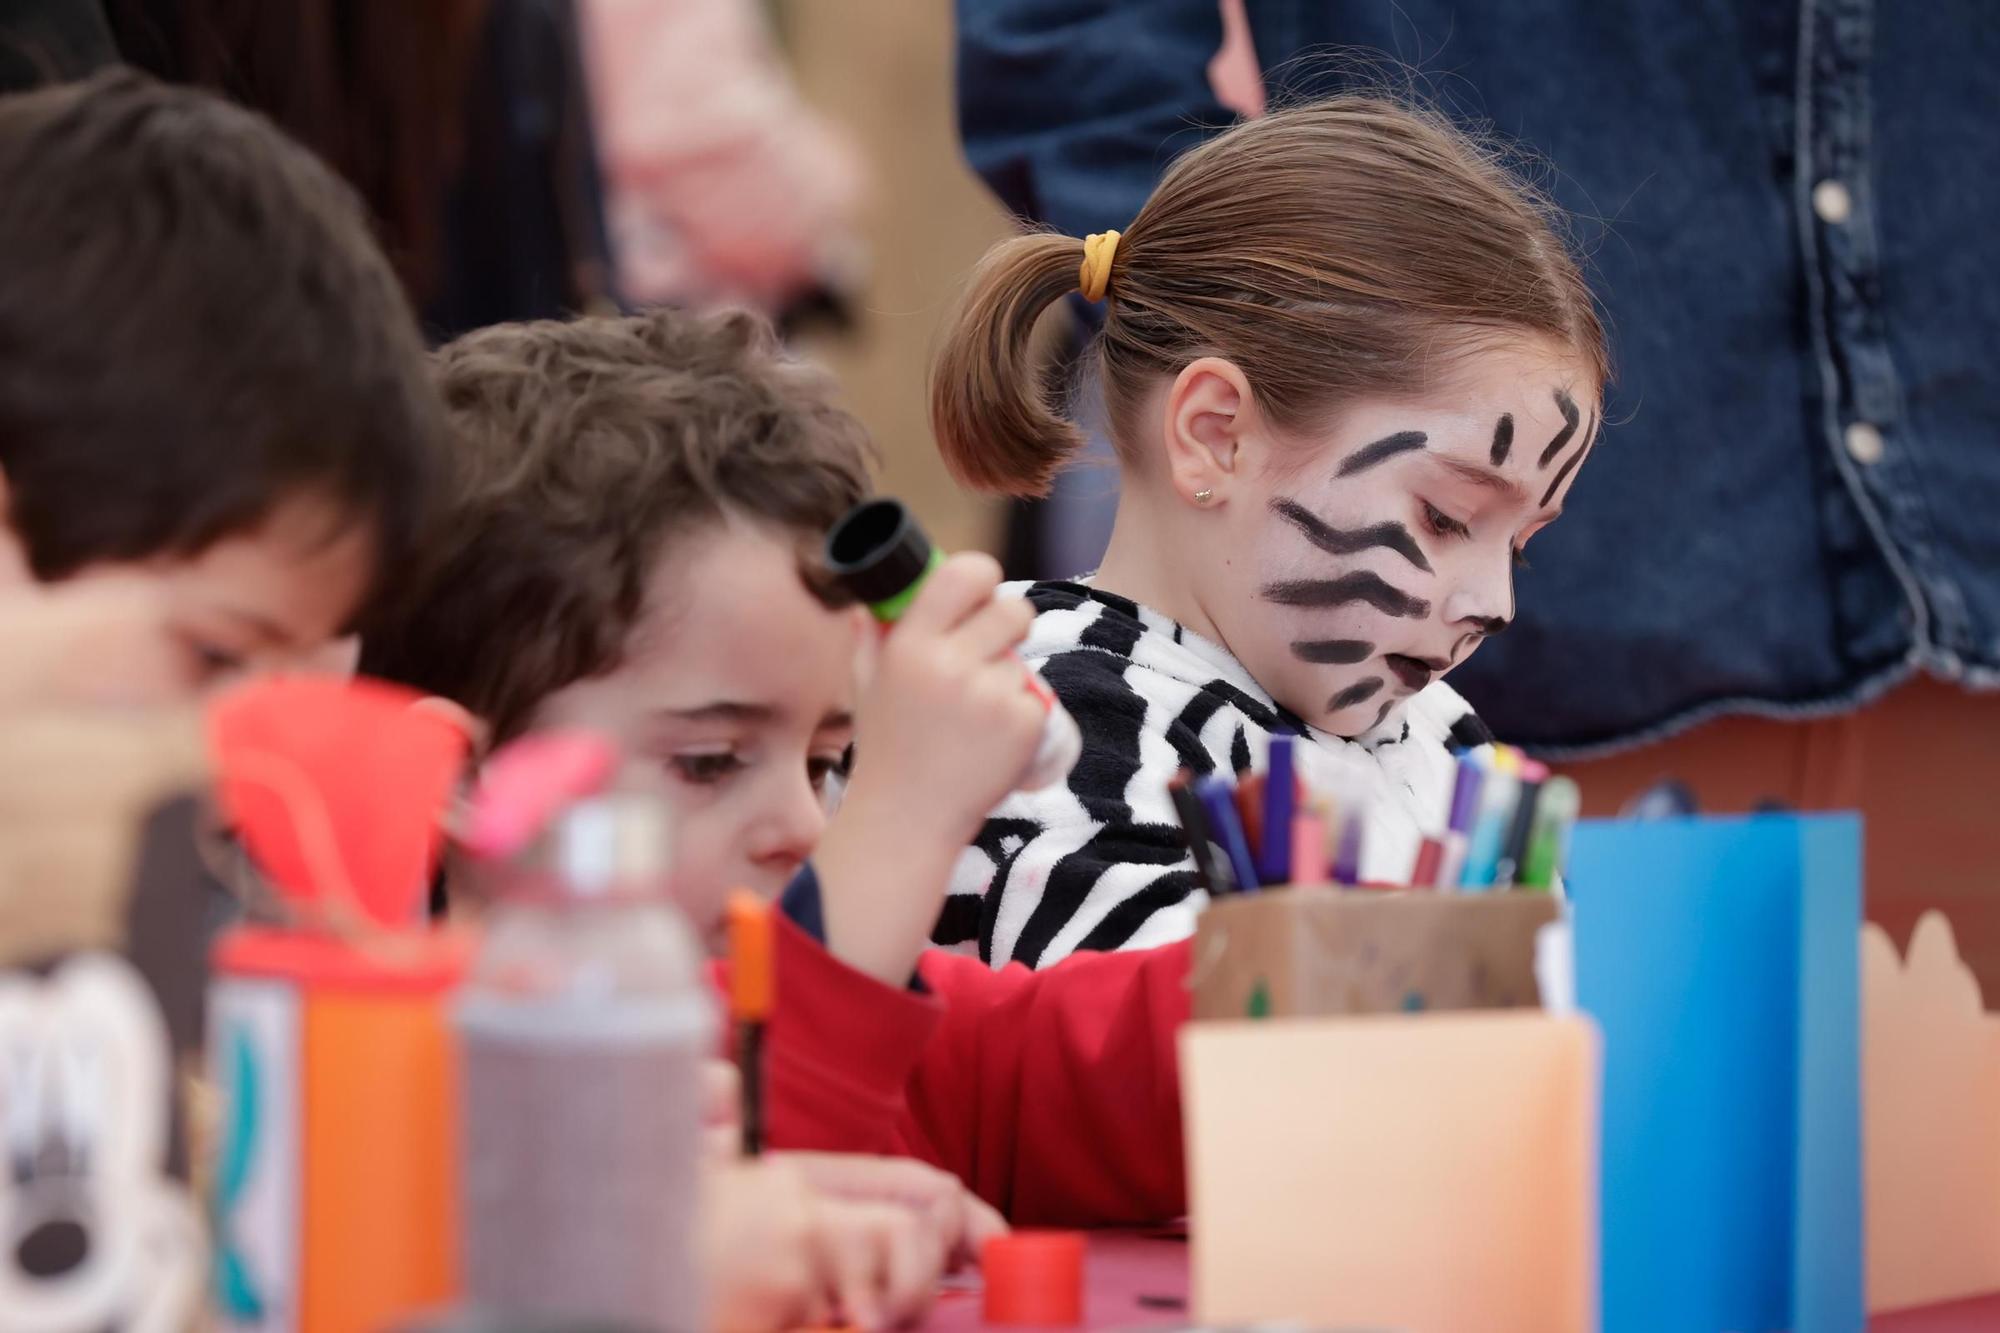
(1194, 775), (1262, 895)
(1437, 753), (1486, 890)
(1458, 762), (1521, 891)
(1258, 735), (1296, 885)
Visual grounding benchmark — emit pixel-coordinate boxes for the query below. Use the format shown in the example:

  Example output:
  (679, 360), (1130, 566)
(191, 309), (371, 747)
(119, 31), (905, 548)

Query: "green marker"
(824, 497), (1080, 790)
(1518, 775), (1580, 891)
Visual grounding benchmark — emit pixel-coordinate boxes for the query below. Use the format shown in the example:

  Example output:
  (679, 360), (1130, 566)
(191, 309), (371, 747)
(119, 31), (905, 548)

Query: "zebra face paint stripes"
(1271, 498), (1431, 574)
(1197, 343), (1600, 745)
(1261, 573), (1431, 619)
(1290, 638), (1375, 664)
(1539, 408), (1597, 508)
(1537, 389), (1581, 469)
(1335, 430), (1427, 476)
(1328, 677), (1384, 711)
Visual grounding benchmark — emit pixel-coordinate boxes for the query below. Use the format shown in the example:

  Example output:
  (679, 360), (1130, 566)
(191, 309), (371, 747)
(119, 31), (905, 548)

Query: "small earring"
(1193, 488), (1214, 505)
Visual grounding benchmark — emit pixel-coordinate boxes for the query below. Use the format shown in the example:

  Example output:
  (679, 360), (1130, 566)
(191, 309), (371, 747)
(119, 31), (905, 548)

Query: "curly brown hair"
(361, 307), (876, 742)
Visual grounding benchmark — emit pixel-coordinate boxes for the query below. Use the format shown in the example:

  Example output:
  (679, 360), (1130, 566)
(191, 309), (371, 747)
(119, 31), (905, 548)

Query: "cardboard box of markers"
(1190, 885), (1558, 1020)
(1173, 733), (1574, 1021)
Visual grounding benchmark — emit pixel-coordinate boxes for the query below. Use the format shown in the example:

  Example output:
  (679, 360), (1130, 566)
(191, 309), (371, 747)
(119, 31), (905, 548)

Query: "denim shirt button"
(1813, 179), (1854, 225)
(1845, 421), (1886, 466)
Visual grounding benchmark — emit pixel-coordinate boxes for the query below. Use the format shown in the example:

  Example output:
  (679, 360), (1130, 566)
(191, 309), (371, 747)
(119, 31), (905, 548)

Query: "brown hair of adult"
(359, 308), (876, 745)
(931, 96), (1609, 497)
(0, 69), (441, 621)
(107, 0), (490, 306)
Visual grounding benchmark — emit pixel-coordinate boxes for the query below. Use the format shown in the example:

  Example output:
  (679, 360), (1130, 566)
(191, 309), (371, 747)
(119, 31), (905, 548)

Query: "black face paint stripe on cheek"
(1370, 699), (1393, 731)
(1537, 389), (1581, 469)
(1271, 499), (1431, 574)
(1539, 428), (1595, 509)
(1335, 430), (1427, 476)
(1291, 638), (1375, 664)
(1328, 677), (1385, 711)
(1261, 573), (1431, 618)
(1489, 413), (1514, 466)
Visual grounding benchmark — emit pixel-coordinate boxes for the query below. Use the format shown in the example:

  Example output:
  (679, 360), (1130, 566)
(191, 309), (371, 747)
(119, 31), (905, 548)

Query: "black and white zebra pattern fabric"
(935, 581), (1496, 968)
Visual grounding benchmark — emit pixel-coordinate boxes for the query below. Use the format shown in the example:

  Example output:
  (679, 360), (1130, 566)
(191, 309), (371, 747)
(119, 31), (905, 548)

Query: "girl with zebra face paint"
(928, 99), (1610, 967)
(1209, 340), (1599, 738)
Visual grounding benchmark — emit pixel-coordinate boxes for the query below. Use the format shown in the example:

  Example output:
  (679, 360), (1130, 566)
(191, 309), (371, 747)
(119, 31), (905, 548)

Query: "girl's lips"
(1384, 653), (1450, 691)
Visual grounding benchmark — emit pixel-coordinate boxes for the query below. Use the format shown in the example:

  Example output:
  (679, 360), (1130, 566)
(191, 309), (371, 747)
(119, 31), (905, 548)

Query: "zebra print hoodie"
(935, 581), (1495, 968)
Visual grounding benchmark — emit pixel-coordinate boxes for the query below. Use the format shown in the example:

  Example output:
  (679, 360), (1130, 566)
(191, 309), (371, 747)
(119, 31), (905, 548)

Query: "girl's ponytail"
(929, 231), (1090, 498)
(929, 99), (1608, 500)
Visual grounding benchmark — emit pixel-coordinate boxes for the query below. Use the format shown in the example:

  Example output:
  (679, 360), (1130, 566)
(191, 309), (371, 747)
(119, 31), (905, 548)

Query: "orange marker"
(726, 891), (775, 1156)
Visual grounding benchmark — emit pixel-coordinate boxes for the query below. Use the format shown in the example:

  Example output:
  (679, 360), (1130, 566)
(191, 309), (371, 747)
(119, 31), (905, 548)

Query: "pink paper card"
(1864, 912), (2000, 1312)
(1182, 1011), (1597, 1333)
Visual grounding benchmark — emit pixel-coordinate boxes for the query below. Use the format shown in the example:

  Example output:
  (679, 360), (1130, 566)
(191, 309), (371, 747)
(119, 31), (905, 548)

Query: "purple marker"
(1332, 807), (1366, 885)
(1438, 754), (1486, 890)
(1258, 735), (1296, 885)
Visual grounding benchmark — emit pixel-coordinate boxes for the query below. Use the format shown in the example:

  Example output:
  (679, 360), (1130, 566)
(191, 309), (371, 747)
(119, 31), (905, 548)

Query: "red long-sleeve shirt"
(749, 913), (1191, 1227)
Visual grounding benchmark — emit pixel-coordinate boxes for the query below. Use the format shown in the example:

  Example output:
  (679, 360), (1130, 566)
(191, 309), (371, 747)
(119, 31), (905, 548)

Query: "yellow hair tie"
(1079, 230), (1121, 303)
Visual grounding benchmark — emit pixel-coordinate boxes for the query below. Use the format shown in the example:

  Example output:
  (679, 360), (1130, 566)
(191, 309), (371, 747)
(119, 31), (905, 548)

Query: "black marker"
(1169, 772), (1236, 894)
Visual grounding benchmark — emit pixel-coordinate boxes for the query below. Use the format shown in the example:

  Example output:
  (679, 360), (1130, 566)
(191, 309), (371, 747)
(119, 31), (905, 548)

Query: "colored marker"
(825, 498), (1080, 790)
(1519, 776), (1580, 891)
(1234, 774), (1265, 861)
(726, 891), (774, 1157)
(1459, 763), (1520, 891)
(1291, 811), (1329, 885)
(1194, 776), (1261, 895)
(1258, 736), (1297, 885)
(1437, 754), (1486, 890)
(1169, 774), (1233, 894)
(1411, 837), (1444, 888)
(1496, 759), (1549, 887)
(1332, 805), (1366, 886)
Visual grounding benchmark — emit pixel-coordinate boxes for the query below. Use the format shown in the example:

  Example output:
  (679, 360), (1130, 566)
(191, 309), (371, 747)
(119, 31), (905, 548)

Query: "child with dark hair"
(0, 70), (442, 697)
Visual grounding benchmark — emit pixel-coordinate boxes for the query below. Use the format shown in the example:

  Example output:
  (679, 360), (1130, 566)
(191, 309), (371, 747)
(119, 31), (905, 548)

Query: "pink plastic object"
(460, 730), (621, 861)
(208, 675), (473, 928)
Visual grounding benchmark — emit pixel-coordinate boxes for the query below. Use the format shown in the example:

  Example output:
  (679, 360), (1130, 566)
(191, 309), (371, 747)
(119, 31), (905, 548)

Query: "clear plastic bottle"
(455, 779), (713, 1331)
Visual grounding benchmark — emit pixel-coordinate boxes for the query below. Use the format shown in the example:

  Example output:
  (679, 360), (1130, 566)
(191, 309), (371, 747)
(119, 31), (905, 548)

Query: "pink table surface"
(920, 1233), (2000, 1332)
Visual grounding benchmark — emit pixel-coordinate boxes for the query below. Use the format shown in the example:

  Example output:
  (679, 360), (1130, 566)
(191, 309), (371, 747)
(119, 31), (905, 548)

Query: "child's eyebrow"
(1433, 456), (1531, 506)
(220, 606), (301, 648)
(664, 701), (778, 723)
(816, 711), (856, 734)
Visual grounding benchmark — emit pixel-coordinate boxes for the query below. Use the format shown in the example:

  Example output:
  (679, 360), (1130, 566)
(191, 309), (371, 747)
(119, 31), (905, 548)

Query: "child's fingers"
(876, 1207), (944, 1328)
(895, 551), (1004, 636)
(957, 1193), (1009, 1264)
(955, 595), (1036, 662)
(818, 1201), (890, 1332)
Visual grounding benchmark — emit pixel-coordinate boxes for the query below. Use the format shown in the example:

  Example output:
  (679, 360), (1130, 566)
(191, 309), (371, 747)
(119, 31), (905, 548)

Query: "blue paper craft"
(1568, 813), (1862, 1333)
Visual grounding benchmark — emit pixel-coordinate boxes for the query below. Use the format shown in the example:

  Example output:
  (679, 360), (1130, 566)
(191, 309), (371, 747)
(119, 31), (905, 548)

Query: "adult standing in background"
(956, 1), (2000, 985)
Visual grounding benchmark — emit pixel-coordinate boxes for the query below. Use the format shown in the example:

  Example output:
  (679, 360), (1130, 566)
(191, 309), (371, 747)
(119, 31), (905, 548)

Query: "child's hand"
(849, 552), (1043, 839)
(816, 552), (1044, 985)
(783, 1151), (1007, 1269)
(703, 1156), (948, 1332)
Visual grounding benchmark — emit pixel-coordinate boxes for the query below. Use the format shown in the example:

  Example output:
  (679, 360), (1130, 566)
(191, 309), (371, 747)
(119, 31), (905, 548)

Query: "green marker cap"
(825, 497), (939, 622)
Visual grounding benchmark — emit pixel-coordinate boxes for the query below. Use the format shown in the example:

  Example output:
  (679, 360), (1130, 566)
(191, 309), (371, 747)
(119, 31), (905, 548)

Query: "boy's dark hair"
(0, 70), (440, 614)
(360, 308), (876, 743)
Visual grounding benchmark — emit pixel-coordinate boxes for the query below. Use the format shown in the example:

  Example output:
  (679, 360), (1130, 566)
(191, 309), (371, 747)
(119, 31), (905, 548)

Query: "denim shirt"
(958, 0), (2000, 755)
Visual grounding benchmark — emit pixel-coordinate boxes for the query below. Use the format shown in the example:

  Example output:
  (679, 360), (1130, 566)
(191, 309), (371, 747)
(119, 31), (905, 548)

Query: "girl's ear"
(1161, 357), (1261, 510)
